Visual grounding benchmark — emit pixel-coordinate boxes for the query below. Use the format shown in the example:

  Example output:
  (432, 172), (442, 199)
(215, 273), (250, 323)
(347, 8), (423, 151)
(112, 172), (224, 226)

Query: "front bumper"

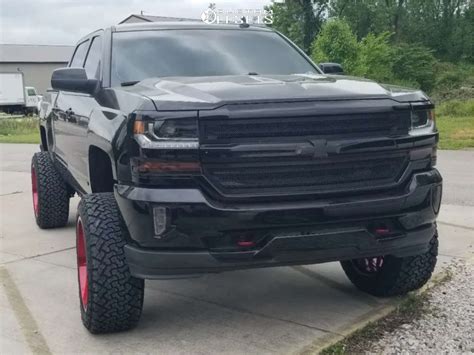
(115, 169), (442, 278)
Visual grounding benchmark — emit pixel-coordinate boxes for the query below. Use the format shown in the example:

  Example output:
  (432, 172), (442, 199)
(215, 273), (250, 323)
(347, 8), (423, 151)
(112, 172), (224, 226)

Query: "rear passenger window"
(70, 40), (90, 67)
(84, 36), (103, 79)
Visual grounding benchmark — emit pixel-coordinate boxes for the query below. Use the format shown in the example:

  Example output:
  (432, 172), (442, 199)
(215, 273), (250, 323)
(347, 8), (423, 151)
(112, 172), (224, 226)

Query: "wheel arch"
(88, 145), (116, 193)
(39, 125), (48, 151)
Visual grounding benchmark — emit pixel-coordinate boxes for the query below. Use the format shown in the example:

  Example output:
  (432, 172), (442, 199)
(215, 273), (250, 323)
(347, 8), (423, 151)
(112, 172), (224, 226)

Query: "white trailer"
(0, 72), (26, 111)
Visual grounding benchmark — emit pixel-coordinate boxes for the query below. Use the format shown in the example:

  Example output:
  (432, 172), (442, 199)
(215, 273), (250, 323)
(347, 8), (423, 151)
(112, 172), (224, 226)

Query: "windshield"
(111, 29), (318, 86)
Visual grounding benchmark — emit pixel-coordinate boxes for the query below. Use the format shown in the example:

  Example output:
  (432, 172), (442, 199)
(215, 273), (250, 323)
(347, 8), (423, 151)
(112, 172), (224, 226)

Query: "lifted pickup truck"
(32, 22), (442, 334)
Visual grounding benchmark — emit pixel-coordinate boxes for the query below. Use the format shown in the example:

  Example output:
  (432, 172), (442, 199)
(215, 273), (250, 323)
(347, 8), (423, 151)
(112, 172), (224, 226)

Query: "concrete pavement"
(1, 144), (473, 354)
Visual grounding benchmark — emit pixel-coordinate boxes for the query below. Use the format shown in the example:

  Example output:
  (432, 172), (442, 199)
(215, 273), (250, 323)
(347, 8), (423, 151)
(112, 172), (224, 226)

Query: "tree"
(357, 32), (395, 82)
(392, 43), (437, 92)
(310, 19), (438, 92)
(330, 0), (474, 62)
(310, 19), (360, 72)
(266, 0), (329, 53)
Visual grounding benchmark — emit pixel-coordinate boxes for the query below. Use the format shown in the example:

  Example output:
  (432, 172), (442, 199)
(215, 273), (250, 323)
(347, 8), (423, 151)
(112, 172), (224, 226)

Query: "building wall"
(0, 62), (68, 95)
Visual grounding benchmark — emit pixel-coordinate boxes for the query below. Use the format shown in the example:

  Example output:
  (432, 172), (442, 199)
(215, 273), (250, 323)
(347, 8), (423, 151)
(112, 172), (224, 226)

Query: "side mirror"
(319, 63), (344, 75)
(51, 68), (98, 94)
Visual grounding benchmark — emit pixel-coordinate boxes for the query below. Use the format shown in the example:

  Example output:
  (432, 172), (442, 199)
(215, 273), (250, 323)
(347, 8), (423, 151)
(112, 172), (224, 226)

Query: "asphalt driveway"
(1, 144), (473, 354)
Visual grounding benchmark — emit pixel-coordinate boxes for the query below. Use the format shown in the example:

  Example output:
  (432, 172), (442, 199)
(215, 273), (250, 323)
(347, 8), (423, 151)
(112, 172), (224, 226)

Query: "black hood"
(119, 74), (430, 111)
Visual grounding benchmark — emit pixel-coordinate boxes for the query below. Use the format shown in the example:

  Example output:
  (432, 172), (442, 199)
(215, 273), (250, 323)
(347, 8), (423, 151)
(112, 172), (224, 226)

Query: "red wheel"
(341, 234), (438, 297)
(76, 193), (144, 333)
(30, 152), (69, 228)
(353, 256), (385, 274)
(31, 165), (39, 217)
(76, 217), (88, 309)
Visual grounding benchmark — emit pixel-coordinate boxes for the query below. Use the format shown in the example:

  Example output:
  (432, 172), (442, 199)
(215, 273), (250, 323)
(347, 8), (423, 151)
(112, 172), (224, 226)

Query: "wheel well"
(89, 146), (115, 193)
(39, 126), (48, 151)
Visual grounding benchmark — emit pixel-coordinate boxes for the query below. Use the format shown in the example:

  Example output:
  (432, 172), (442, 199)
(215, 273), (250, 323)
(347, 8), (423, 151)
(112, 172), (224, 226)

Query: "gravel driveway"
(372, 261), (474, 354)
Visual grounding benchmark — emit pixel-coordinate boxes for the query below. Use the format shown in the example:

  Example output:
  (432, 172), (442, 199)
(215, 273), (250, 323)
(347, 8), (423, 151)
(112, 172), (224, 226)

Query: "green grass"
(0, 116), (40, 144)
(437, 99), (474, 117)
(0, 132), (40, 144)
(437, 115), (474, 149)
(436, 99), (474, 150)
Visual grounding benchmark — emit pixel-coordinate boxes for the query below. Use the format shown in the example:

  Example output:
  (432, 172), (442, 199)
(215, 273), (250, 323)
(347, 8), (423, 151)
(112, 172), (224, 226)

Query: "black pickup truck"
(32, 22), (442, 334)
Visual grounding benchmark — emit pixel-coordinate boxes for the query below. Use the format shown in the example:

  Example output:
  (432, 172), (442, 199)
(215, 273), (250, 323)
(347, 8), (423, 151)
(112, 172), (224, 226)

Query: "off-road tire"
(31, 152), (70, 228)
(341, 233), (438, 297)
(76, 193), (144, 334)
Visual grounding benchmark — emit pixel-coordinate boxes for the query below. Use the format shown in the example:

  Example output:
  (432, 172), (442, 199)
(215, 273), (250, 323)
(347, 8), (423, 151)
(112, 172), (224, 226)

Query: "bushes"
(311, 20), (359, 73)
(311, 20), (437, 92)
(0, 117), (38, 136)
(0, 116), (39, 144)
(391, 44), (437, 92)
(437, 100), (474, 117)
(355, 32), (395, 83)
(431, 63), (474, 102)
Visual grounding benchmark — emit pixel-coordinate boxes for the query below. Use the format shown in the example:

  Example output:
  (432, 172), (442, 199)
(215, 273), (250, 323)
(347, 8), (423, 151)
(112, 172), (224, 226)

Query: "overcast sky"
(0, 0), (271, 45)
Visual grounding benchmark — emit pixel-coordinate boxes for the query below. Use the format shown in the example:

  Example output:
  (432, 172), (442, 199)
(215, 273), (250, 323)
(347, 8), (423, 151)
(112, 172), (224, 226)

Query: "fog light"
(153, 207), (168, 236)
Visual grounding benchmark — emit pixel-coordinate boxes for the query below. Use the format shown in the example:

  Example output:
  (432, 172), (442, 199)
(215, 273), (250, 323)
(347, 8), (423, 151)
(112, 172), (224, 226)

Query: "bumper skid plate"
(125, 224), (436, 279)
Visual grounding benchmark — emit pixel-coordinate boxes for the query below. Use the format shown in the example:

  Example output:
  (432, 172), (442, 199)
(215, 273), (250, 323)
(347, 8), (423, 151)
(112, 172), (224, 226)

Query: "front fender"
(87, 107), (128, 180)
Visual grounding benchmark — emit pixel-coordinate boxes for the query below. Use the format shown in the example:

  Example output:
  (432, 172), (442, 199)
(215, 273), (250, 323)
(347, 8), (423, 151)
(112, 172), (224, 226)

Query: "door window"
(84, 36), (103, 79)
(70, 40), (90, 67)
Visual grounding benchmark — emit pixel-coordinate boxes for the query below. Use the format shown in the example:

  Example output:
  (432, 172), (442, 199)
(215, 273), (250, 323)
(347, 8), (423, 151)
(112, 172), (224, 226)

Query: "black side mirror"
(51, 68), (98, 94)
(319, 63), (345, 75)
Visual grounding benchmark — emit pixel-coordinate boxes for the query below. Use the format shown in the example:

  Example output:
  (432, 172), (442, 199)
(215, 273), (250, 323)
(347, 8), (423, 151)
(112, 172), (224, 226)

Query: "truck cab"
(25, 86), (39, 115)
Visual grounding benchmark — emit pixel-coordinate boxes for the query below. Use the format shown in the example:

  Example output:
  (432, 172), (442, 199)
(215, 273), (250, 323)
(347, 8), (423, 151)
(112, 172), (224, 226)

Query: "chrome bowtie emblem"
(296, 139), (328, 158)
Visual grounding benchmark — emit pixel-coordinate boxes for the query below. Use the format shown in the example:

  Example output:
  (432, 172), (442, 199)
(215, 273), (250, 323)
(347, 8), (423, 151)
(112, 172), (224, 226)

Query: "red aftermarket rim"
(76, 218), (88, 309)
(31, 165), (38, 217)
(354, 256), (385, 274)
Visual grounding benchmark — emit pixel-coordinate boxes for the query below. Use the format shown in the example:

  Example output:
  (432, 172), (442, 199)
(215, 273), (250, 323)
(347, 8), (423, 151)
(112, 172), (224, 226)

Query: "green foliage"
(310, 20), (437, 91)
(0, 116), (40, 144)
(431, 62), (474, 101)
(0, 117), (38, 135)
(311, 19), (359, 72)
(437, 99), (474, 117)
(266, 0), (328, 53)
(356, 32), (395, 82)
(330, 0), (474, 63)
(392, 44), (437, 92)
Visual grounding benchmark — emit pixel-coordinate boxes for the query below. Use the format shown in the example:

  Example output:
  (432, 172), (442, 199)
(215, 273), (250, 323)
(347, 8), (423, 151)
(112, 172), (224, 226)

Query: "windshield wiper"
(121, 81), (140, 87)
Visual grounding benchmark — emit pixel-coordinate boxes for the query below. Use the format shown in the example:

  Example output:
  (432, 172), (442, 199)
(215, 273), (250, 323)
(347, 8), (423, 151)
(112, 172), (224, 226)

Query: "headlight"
(132, 111), (199, 149)
(152, 119), (197, 139)
(410, 109), (435, 136)
(130, 112), (201, 182)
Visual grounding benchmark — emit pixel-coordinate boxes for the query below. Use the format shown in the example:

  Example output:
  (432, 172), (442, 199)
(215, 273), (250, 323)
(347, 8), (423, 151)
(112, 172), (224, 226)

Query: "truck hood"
(121, 74), (430, 111)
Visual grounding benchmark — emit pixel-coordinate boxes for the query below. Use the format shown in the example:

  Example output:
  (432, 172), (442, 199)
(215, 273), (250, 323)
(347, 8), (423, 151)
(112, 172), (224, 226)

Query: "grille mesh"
(203, 154), (408, 195)
(200, 112), (410, 143)
(200, 110), (411, 197)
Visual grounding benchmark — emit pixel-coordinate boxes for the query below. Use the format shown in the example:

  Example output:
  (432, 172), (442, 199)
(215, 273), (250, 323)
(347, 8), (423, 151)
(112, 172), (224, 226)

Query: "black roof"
(112, 21), (272, 32)
(76, 22), (273, 45)
(118, 14), (200, 24)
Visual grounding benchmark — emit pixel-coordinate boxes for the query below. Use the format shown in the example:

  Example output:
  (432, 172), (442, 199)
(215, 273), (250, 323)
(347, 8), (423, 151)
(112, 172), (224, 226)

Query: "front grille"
(199, 104), (412, 198)
(200, 111), (410, 144)
(202, 152), (409, 196)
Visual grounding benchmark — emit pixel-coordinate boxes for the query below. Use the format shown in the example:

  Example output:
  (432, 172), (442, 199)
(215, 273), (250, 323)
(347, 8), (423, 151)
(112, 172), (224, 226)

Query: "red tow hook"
(237, 239), (256, 248)
(374, 227), (391, 236)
